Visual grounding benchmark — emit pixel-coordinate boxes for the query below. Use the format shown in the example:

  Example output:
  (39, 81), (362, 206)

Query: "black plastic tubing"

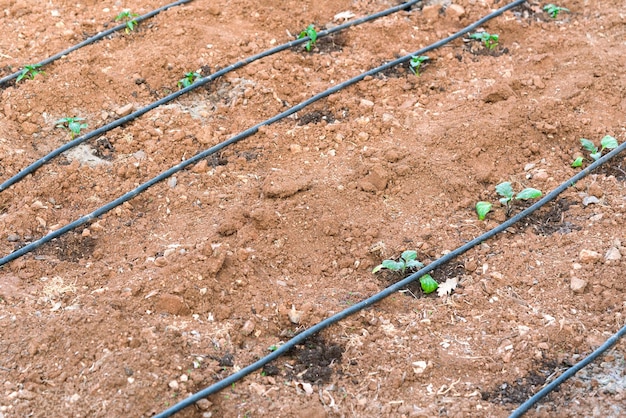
(0, 0), (194, 86)
(0, 0), (526, 269)
(0, 0), (421, 192)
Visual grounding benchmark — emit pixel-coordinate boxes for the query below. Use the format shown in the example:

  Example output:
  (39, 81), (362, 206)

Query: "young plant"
(115, 10), (139, 33)
(543, 4), (570, 19)
(475, 201), (493, 221)
(298, 24), (318, 52)
(177, 71), (201, 89)
(409, 55), (429, 76)
(56, 117), (88, 139)
(372, 250), (438, 294)
(469, 32), (499, 50)
(573, 136), (619, 167)
(16, 64), (44, 82)
(496, 182), (542, 209)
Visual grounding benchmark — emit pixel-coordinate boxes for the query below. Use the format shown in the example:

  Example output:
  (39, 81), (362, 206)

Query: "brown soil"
(1, 0), (626, 417)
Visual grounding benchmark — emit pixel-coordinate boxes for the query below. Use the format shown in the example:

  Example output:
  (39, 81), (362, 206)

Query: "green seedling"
(470, 32), (499, 50)
(475, 201), (493, 221)
(496, 181), (542, 208)
(543, 4), (570, 19)
(177, 71), (201, 89)
(372, 250), (438, 294)
(298, 24), (318, 52)
(409, 55), (429, 76)
(115, 10), (139, 33)
(573, 136), (619, 167)
(55, 117), (88, 139)
(16, 64), (44, 82)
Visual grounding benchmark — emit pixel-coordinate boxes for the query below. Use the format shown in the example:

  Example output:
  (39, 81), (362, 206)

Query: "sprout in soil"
(409, 55), (429, 76)
(572, 135), (619, 167)
(496, 181), (542, 215)
(372, 250), (438, 294)
(543, 4), (570, 19)
(115, 10), (139, 33)
(298, 24), (318, 52)
(177, 71), (202, 89)
(16, 64), (44, 83)
(469, 31), (499, 50)
(475, 201), (493, 221)
(56, 117), (88, 139)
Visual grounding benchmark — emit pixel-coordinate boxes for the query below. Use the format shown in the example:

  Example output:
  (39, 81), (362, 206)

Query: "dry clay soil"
(1, 0), (626, 417)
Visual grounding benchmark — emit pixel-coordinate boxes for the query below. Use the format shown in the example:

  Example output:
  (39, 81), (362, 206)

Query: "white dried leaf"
(437, 277), (458, 297)
(334, 11), (355, 21)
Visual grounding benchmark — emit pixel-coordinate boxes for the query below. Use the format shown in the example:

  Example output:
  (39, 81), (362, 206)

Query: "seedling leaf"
(571, 157), (583, 168)
(600, 135), (618, 151)
(495, 182), (514, 200)
(590, 151), (601, 161)
(580, 138), (597, 153)
(401, 250), (417, 262)
(475, 201), (492, 220)
(419, 274), (438, 294)
(516, 188), (542, 200)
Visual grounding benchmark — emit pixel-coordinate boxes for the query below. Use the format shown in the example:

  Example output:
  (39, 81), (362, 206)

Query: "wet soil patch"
(283, 335), (343, 384)
(482, 360), (560, 404)
(32, 233), (96, 262)
(512, 198), (580, 236)
(297, 109), (336, 125)
(596, 159), (626, 181)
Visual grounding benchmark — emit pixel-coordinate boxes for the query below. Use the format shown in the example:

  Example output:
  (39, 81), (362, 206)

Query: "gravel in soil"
(1, 0), (626, 417)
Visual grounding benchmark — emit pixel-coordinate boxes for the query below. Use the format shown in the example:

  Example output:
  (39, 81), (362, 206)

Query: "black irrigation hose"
(0, 0), (524, 267)
(0, 0), (421, 193)
(153, 146), (626, 418)
(509, 323), (626, 417)
(0, 0), (194, 86)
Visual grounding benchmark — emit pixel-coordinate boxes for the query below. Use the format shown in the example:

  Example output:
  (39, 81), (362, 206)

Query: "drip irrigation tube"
(0, 0), (194, 86)
(0, 0), (526, 268)
(153, 144), (626, 418)
(0, 0), (421, 193)
(509, 323), (626, 417)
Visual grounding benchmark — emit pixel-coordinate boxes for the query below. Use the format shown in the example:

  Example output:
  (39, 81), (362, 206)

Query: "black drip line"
(0, 0), (194, 86)
(0, 0), (422, 192)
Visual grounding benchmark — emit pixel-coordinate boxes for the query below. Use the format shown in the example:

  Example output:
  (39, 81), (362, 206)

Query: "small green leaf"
(600, 135), (618, 151)
(580, 138), (597, 153)
(516, 188), (542, 200)
(383, 260), (404, 271)
(475, 201), (492, 220)
(401, 250), (417, 262)
(372, 264), (384, 274)
(405, 259), (424, 270)
(499, 197), (511, 206)
(590, 151), (601, 161)
(571, 157), (583, 168)
(419, 274), (438, 294)
(495, 182), (514, 199)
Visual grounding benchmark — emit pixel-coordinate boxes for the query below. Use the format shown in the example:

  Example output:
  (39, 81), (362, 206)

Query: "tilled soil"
(1, 0), (625, 417)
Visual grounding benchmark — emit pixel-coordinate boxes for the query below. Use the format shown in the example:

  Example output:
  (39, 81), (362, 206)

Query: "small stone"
(447, 4), (465, 19)
(570, 277), (587, 293)
(289, 143), (302, 153)
(196, 398), (212, 410)
(168, 380), (179, 390)
(579, 249), (601, 264)
(359, 99), (374, 107)
(180, 374), (189, 382)
(605, 247), (622, 261)
(241, 320), (255, 336)
(583, 196), (600, 206)
(412, 361), (427, 374)
(537, 342), (549, 350)
(81, 228), (91, 237)
(115, 103), (134, 117)
(7, 234), (20, 242)
(156, 294), (189, 316)
(168, 177), (177, 188)
(154, 257), (168, 267)
(192, 160), (208, 173)
(288, 305), (302, 324)
(533, 170), (549, 181)
(588, 183), (604, 198)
